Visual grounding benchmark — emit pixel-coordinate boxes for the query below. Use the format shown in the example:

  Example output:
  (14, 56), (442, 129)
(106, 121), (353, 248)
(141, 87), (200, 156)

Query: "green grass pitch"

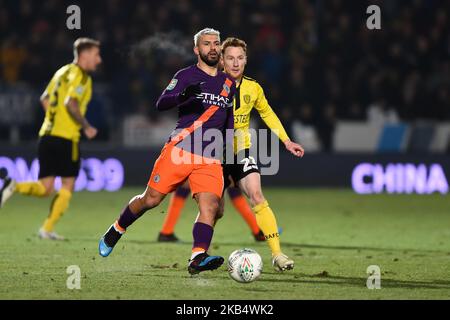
(0, 187), (450, 300)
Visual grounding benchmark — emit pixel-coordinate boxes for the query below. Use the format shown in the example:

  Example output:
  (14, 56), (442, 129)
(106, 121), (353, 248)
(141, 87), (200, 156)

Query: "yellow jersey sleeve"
(43, 77), (56, 99)
(254, 83), (290, 143)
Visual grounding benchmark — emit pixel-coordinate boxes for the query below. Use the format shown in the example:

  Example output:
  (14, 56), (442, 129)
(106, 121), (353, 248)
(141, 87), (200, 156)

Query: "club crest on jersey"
(153, 174), (160, 183)
(166, 79), (178, 91)
(76, 85), (84, 95)
(243, 94), (251, 104)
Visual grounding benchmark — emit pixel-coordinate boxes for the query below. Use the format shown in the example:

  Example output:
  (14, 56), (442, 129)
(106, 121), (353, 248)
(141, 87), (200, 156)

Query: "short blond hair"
(73, 37), (100, 59)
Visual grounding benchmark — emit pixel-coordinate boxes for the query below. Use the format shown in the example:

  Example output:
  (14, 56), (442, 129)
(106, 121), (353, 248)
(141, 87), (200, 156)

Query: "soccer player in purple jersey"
(98, 28), (236, 274)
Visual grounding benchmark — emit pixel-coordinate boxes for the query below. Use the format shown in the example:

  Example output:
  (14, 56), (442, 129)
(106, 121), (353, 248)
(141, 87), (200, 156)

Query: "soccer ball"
(227, 248), (263, 283)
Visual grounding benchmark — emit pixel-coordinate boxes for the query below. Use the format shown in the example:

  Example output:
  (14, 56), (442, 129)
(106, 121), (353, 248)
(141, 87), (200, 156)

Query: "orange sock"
(160, 187), (189, 235)
(227, 187), (260, 235)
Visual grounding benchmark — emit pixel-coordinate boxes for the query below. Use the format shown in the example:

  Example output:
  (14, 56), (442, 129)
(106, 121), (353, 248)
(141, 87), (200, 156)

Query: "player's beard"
(199, 50), (220, 67)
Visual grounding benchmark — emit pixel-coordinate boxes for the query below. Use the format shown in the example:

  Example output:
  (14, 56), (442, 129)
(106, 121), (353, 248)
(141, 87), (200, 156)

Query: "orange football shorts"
(147, 143), (224, 199)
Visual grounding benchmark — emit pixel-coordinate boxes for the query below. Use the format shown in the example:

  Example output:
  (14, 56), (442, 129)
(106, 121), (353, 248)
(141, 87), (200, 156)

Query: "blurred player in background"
(0, 38), (101, 240)
(221, 37), (304, 271)
(98, 28), (236, 275)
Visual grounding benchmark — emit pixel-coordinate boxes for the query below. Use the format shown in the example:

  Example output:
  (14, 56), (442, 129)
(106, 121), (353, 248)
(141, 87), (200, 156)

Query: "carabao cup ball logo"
(228, 248), (263, 283)
(239, 256), (255, 282)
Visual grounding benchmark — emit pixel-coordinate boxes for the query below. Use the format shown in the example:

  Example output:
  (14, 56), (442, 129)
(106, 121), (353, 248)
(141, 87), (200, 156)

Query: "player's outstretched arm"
(156, 82), (202, 111)
(254, 83), (298, 151)
(284, 139), (304, 158)
(156, 92), (184, 111)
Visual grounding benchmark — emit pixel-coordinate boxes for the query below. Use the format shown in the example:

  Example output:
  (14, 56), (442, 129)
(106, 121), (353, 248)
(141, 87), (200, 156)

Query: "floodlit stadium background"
(0, 0), (449, 192)
(1, 0), (450, 302)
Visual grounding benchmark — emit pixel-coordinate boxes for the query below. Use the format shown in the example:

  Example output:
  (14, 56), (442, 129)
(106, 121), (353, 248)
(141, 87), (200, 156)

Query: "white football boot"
(0, 178), (16, 208)
(38, 228), (65, 241)
(272, 253), (294, 271)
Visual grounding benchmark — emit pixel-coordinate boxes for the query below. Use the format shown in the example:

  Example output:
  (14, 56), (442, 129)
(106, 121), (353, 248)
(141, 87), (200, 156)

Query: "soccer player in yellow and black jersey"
(0, 38), (102, 240)
(221, 37), (304, 271)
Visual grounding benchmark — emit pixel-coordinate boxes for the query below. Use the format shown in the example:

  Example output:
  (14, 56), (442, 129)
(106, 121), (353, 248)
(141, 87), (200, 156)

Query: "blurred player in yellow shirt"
(221, 37), (304, 271)
(0, 38), (102, 240)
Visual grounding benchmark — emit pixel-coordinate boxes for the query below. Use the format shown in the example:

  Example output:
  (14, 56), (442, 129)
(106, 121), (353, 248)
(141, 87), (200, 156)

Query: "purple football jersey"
(156, 65), (235, 160)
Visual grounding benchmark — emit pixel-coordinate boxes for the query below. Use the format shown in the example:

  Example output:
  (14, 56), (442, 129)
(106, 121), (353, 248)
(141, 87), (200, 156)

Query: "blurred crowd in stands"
(0, 0), (449, 149)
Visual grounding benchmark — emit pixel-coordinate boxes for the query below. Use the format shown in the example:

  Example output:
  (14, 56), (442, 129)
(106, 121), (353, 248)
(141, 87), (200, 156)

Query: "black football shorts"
(38, 135), (80, 179)
(223, 149), (260, 189)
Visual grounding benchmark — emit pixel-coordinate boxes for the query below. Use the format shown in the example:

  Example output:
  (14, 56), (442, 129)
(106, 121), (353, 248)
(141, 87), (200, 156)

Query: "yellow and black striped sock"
(42, 189), (72, 232)
(253, 201), (281, 256)
(15, 181), (47, 197)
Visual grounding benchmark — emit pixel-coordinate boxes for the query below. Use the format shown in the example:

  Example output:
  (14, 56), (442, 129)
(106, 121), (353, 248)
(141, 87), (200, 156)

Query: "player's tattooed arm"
(65, 97), (89, 128)
(65, 97), (98, 139)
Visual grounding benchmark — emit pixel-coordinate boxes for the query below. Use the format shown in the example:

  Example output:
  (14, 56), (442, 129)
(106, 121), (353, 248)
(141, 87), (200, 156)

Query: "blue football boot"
(99, 224), (123, 257)
(98, 237), (113, 257)
(188, 252), (224, 275)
